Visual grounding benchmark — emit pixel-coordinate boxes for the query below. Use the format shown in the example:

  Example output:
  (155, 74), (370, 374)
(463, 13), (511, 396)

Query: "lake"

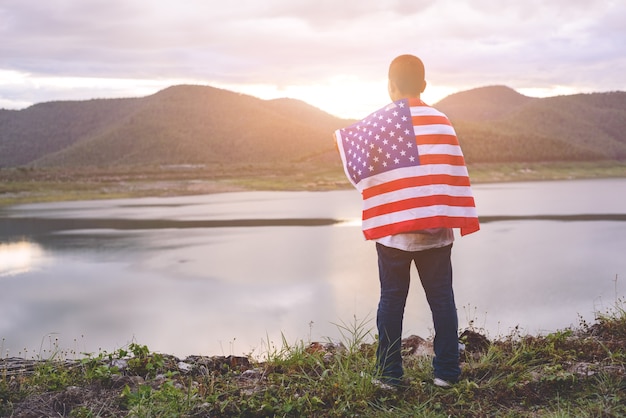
(1, 178), (625, 359)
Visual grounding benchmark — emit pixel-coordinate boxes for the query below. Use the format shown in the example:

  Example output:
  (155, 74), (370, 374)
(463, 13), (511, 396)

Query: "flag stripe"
(363, 195), (477, 220)
(364, 205), (478, 230)
(358, 165), (470, 190)
(363, 215), (479, 240)
(419, 154), (467, 166)
(415, 134), (459, 146)
(363, 184), (475, 211)
(417, 144), (464, 156)
(413, 124), (456, 136)
(362, 174), (471, 200)
(412, 115), (452, 126)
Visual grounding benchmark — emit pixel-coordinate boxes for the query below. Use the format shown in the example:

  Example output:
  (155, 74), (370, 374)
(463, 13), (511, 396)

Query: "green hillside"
(1, 85), (625, 169)
(435, 86), (626, 163)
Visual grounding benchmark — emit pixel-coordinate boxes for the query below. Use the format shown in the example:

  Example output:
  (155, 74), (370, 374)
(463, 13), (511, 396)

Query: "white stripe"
(417, 144), (463, 156)
(410, 106), (444, 117)
(413, 124), (456, 136)
(362, 205), (478, 231)
(362, 184), (474, 211)
(357, 165), (469, 190)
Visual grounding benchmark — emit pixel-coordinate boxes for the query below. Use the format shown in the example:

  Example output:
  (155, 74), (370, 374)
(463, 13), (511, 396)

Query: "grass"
(1, 161), (625, 206)
(1, 300), (625, 417)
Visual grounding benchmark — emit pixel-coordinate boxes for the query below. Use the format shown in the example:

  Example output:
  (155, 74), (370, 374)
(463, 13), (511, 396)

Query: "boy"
(334, 54), (479, 388)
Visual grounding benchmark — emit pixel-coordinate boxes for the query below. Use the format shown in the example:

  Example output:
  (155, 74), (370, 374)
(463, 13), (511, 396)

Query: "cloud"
(0, 0), (624, 117)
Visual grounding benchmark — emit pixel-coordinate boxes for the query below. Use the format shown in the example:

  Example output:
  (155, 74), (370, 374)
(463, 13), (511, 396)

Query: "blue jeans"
(375, 242), (460, 383)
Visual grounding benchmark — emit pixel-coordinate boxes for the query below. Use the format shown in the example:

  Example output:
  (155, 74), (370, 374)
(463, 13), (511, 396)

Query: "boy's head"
(388, 54), (427, 101)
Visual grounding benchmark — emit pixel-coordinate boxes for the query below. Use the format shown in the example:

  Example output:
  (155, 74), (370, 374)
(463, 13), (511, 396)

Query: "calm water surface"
(1, 179), (625, 358)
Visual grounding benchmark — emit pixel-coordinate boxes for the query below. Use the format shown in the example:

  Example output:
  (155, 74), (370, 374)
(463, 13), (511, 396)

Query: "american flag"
(335, 98), (479, 239)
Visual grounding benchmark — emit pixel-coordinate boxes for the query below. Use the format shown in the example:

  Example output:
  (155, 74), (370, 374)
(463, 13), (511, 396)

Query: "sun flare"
(0, 241), (44, 277)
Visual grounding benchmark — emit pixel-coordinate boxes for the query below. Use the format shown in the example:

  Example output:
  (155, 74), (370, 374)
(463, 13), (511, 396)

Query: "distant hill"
(434, 85), (537, 121)
(435, 86), (626, 163)
(1, 84), (625, 168)
(0, 85), (352, 168)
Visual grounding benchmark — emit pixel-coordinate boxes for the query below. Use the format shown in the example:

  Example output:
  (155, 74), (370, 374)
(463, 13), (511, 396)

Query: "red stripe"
(419, 154), (466, 165)
(412, 115), (451, 126)
(362, 195), (476, 220)
(363, 174), (471, 199)
(415, 134), (459, 146)
(363, 216), (480, 239)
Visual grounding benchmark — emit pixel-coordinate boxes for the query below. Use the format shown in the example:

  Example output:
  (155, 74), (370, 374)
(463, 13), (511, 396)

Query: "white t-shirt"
(374, 228), (454, 252)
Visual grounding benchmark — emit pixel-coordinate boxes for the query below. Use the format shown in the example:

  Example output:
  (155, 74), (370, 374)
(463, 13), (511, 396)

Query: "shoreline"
(1, 161), (625, 207)
(1, 304), (624, 417)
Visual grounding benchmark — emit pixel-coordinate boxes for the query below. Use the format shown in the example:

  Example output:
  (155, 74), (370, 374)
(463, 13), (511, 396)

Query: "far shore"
(1, 161), (625, 206)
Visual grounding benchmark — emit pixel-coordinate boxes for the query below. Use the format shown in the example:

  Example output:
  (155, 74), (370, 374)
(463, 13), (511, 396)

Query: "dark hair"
(388, 54), (425, 96)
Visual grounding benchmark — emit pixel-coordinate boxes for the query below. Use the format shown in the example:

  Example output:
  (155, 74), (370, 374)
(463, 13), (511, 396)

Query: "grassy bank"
(1, 161), (625, 206)
(1, 300), (625, 417)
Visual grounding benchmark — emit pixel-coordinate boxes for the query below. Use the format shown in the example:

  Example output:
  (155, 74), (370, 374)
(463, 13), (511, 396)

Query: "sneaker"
(371, 378), (397, 391)
(433, 377), (453, 388)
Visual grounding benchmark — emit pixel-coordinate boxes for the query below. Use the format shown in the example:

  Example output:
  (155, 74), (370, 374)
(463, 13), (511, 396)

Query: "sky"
(1, 0), (625, 119)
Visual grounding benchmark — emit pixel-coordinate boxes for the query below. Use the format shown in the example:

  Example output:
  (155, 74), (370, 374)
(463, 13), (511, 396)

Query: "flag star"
(398, 102), (405, 108)
(374, 156), (379, 162)
(383, 161), (388, 167)
(400, 150), (406, 156)
(398, 136), (404, 142)
(409, 156), (415, 162)
(382, 139), (388, 145)
(378, 147), (383, 153)
(389, 131), (395, 137)
(407, 142), (413, 148)
(394, 158), (400, 164)
(402, 116), (408, 121)
(369, 165), (374, 171)
(385, 153), (391, 159)
(395, 123), (401, 129)
(391, 144), (397, 150)
(393, 111), (399, 116)
(380, 126), (386, 132)
(386, 118), (392, 123)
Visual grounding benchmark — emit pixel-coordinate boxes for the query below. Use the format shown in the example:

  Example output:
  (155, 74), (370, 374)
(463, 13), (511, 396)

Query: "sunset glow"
(0, 241), (44, 277)
(0, 1), (623, 117)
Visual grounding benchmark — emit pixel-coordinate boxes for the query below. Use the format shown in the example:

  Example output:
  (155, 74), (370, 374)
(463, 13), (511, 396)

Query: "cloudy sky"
(1, 0), (625, 118)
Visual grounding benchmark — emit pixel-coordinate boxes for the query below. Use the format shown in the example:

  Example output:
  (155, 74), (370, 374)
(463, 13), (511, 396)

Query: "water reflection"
(0, 241), (44, 277)
(1, 180), (625, 359)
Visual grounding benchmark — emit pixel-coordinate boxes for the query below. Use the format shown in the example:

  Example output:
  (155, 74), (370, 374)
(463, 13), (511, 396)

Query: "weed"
(1, 304), (625, 417)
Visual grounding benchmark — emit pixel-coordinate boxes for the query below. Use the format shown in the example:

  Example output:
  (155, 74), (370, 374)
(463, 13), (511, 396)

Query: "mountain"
(0, 85), (351, 168)
(434, 86), (626, 163)
(434, 85), (536, 121)
(1, 84), (625, 168)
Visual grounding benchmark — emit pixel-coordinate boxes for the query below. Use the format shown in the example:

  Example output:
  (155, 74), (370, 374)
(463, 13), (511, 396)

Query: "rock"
(460, 329), (491, 353)
(402, 335), (434, 357)
(177, 361), (193, 373)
